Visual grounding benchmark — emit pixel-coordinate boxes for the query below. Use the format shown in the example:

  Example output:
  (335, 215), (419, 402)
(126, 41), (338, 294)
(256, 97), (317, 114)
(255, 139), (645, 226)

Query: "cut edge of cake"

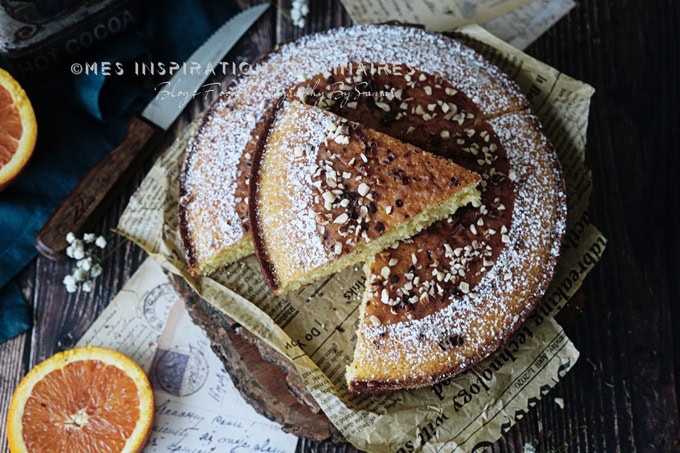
(266, 186), (481, 296)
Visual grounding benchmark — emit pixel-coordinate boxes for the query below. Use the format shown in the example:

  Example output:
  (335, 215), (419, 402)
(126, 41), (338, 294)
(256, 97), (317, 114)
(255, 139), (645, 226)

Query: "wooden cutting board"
(168, 274), (348, 444)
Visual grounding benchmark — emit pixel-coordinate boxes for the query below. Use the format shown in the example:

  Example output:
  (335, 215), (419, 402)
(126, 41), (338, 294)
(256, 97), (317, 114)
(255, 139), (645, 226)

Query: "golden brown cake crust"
(178, 110), (210, 272)
(247, 100), (284, 292)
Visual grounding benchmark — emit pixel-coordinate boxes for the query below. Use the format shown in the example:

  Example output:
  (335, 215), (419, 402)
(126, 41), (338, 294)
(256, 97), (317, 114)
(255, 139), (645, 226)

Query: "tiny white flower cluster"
(291, 0), (309, 28)
(63, 232), (107, 293)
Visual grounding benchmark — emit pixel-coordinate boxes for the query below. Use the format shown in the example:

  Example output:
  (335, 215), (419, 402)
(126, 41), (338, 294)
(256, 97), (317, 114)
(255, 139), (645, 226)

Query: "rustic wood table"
(1, 0), (679, 451)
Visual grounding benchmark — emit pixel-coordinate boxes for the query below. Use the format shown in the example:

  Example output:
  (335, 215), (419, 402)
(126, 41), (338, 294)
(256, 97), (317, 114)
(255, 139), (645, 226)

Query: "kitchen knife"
(35, 3), (269, 260)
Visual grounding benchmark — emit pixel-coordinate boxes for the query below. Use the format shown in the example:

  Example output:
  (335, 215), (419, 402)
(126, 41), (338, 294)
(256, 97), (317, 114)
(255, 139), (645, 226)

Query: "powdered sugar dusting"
(180, 25), (524, 269)
(255, 102), (335, 283)
(176, 24), (567, 390)
(254, 100), (480, 289)
(354, 112), (566, 384)
(181, 100), (249, 264)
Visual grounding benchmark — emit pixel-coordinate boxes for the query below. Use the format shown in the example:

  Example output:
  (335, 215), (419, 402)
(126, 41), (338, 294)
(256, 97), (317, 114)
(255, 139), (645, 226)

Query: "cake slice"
(346, 112), (566, 394)
(179, 95), (269, 275)
(250, 101), (481, 295)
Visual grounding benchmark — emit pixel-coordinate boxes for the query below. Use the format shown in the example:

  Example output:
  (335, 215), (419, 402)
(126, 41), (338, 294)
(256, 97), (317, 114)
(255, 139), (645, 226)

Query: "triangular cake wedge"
(346, 112), (566, 394)
(250, 101), (481, 295)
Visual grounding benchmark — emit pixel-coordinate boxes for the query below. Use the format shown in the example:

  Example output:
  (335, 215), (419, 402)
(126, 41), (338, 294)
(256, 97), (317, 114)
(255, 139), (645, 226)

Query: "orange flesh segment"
(0, 84), (22, 166)
(21, 360), (140, 452)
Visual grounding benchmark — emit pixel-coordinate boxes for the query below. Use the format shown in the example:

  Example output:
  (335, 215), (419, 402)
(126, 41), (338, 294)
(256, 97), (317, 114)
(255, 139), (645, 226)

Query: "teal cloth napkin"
(0, 0), (239, 343)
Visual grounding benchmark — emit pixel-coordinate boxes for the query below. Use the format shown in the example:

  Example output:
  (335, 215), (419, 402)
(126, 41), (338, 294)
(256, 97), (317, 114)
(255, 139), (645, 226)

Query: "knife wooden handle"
(35, 115), (161, 260)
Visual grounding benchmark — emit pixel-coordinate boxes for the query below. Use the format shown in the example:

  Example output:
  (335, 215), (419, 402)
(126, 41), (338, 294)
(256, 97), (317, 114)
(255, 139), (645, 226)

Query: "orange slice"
(0, 67), (37, 191)
(6, 346), (154, 453)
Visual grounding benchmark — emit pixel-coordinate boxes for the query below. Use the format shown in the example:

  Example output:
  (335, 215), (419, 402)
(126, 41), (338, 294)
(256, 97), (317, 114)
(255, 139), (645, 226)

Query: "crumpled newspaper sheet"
(339, 0), (576, 50)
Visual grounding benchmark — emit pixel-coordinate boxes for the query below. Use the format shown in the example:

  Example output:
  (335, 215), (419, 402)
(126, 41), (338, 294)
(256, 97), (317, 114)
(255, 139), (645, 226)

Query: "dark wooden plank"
(176, 275), (348, 443)
(0, 334), (29, 453)
(490, 0), (680, 451)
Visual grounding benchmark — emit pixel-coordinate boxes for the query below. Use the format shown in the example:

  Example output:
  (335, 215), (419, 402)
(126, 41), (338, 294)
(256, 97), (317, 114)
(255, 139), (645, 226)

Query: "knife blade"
(35, 3), (269, 260)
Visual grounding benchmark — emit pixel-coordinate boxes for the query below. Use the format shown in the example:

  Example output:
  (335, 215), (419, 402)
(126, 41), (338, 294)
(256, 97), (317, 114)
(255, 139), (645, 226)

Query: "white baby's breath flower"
(72, 247), (85, 260)
(95, 236), (107, 249)
(90, 263), (103, 278)
(63, 274), (78, 292)
(290, 0), (309, 28)
(70, 239), (84, 254)
(78, 257), (92, 271)
(62, 232), (111, 293)
(72, 269), (88, 283)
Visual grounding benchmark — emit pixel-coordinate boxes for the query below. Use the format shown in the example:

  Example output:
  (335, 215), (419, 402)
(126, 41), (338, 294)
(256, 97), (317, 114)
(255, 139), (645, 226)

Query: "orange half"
(6, 346), (154, 453)
(0, 67), (37, 191)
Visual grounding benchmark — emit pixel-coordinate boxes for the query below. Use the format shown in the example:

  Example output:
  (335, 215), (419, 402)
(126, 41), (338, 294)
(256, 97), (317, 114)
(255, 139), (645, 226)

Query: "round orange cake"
(179, 25), (566, 394)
